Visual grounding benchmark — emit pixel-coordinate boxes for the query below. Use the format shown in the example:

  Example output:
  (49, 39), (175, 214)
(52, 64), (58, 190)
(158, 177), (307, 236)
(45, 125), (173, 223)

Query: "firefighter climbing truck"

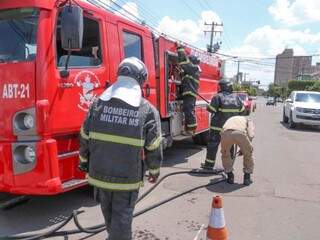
(0, 0), (222, 195)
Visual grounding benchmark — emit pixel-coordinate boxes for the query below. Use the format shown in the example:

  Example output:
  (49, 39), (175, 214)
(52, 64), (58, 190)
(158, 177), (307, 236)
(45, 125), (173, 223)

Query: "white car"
(283, 91), (320, 128)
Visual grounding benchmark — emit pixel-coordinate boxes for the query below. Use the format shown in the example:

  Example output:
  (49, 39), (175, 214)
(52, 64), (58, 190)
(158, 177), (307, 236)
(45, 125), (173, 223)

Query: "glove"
(78, 162), (89, 173)
(148, 175), (158, 184)
(238, 150), (243, 156)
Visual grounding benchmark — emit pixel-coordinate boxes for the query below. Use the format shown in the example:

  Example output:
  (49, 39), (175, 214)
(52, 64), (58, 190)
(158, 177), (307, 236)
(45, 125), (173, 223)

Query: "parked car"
(235, 92), (252, 115)
(266, 97), (276, 106)
(283, 91), (320, 128)
(276, 97), (284, 103)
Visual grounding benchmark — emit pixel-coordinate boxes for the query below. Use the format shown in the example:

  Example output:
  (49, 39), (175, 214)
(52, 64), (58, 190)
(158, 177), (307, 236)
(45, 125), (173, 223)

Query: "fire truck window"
(56, 16), (102, 68)
(0, 8), (39, 63)
(123, 31), (143, 60)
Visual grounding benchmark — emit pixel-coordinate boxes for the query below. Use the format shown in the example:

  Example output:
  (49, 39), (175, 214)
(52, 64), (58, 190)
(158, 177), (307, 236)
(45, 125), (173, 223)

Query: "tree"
(306, 81), (320, 92)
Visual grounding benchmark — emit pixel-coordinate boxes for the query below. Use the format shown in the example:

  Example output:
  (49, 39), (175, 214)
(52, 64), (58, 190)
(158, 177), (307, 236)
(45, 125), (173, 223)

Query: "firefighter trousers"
(100, 189), (139, 240)
(182, 95), (197, 131)
(220, 130), (254, 174)
(205, 130), (221, 166)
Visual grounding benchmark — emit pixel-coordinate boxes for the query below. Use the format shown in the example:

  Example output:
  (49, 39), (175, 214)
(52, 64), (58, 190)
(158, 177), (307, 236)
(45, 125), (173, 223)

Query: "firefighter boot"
(201, 162), (214, 170)
(226, 172), (234, 184)
(243, 173), (252, 186)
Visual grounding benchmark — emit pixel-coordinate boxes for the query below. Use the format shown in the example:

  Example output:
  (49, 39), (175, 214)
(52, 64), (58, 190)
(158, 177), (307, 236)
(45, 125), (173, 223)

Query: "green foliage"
(288, 80), (318, 91)
(306, 81), (320, 92)
(267, 84), (284, 97)
(233, 83), (257, 96)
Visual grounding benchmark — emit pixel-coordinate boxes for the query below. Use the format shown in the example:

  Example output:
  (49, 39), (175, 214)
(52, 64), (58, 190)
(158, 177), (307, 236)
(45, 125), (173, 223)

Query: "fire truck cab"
(0, 0), (221, 195)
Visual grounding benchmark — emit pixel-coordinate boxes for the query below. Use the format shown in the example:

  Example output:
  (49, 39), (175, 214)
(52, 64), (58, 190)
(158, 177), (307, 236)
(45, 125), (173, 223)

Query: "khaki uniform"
(220, 116), (254, 174)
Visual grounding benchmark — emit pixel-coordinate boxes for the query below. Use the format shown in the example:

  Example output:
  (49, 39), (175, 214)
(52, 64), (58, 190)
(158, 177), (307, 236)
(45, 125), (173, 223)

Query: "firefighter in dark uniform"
(201, 80), (244, 169)
(176, 43), (201, 134)
(79, 57), (162, 240)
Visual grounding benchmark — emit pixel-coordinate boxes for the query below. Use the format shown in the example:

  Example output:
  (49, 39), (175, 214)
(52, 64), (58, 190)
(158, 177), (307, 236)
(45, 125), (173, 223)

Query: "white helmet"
(117, 57), (148, 85)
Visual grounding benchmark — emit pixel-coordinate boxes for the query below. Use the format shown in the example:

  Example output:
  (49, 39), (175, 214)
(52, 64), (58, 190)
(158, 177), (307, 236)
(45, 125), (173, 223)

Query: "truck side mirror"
(59, 5), (84, 78)
(61, 5), (83, 51)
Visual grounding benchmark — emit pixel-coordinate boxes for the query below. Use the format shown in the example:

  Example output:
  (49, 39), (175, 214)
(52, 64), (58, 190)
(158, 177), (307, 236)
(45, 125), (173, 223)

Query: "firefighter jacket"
(207, 91), (245, 132)
(79, 80), (162, 192)
(177, 46), (200, 98)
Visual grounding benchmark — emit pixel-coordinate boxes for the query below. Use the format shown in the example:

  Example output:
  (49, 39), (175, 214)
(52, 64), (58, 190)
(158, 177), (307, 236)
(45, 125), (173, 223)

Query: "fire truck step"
(62, 179), (88, 190)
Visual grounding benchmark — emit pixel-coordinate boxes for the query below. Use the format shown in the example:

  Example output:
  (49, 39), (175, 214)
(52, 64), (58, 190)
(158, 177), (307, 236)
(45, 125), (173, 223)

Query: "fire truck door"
(118, 23), (157, 107)
(52, 13), (107, 133)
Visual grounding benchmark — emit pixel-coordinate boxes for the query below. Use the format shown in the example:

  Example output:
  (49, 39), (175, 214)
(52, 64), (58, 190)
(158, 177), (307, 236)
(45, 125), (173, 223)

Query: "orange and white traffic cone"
(207, 195), (228, 240)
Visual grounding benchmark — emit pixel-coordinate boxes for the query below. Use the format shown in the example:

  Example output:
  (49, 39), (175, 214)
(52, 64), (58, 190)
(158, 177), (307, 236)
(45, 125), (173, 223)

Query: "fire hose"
(2, 169), (226, 240)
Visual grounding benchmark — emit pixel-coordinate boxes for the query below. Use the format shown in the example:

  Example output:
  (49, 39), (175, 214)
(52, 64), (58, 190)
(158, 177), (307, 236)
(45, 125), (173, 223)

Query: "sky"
(87, 0), (320, 89)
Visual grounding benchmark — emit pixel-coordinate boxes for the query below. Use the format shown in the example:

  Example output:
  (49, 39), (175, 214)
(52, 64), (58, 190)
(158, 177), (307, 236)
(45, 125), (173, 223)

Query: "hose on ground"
(2, 169), (226, 239)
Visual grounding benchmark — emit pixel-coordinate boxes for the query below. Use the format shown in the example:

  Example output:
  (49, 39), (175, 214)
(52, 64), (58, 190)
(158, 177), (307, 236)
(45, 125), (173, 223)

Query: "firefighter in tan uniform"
(220, 116), (255, 185)
(79, 57), (162, 240)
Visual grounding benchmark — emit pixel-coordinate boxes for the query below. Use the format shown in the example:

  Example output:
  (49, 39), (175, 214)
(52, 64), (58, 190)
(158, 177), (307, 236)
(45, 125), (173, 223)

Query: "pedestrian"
(201, 80), (244, 170)
(176, 42), (201, 135)
(220, 116), (255, 185)
(78, 57), (162, 240)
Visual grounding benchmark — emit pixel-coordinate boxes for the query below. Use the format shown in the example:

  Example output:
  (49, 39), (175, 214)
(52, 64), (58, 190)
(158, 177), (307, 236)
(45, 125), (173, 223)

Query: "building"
(274, 49), (319, 87)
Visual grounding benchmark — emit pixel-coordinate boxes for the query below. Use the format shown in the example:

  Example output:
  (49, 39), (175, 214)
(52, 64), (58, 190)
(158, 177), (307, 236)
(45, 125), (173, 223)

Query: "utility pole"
(204, 21), (223, 53)
(237, 60), (240, 83)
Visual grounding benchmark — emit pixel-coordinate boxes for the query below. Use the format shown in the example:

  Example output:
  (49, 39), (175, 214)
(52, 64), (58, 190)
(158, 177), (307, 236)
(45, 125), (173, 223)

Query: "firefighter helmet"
(219, 79), (233, 93)
(117, 57), (148, 85)
(189, 55), (200, 65)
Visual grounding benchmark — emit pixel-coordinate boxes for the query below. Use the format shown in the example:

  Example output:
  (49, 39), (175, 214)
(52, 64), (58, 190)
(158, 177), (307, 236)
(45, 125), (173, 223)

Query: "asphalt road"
(1, 98), (320, 240)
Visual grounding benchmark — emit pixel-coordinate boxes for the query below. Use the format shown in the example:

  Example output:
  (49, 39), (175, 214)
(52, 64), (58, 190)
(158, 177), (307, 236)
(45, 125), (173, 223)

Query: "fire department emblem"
(74, 70), (101, 112)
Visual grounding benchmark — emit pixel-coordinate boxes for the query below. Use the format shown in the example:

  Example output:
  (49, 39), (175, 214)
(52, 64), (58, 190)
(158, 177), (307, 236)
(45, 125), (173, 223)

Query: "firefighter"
(220, 116), (255, 185)
(176, 42), (201, 134)
(201, 79), (244, 169)
(78, 57), (162, 240)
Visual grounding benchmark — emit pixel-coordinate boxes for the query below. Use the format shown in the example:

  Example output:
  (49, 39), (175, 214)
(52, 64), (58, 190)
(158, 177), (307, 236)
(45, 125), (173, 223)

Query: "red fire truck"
(0, 0), (222, 195)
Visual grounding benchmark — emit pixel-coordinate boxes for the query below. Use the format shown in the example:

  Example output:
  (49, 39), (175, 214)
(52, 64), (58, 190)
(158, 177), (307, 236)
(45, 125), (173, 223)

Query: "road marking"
(193, 223), (205, 240)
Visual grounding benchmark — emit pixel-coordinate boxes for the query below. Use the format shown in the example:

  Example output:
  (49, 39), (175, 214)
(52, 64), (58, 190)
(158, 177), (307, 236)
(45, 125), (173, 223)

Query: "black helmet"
(189, 55), (200, 65)
(219, 79), (233, 92)
(117, 57), (148, 85)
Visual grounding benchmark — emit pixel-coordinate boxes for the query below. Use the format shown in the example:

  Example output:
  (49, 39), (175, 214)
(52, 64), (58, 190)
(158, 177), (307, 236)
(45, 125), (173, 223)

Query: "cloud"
(268, 0), (320, 25)
(115, 2), (139, 22)
(157, 16), (201, 43)
(157, 10), (222, 44)
(238, 25), (320, 57)
(224, 25), (320, 86)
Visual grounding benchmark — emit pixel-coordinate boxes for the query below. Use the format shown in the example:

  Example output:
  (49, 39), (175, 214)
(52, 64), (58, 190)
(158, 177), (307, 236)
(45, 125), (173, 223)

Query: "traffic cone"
(207, 195), (228, 240)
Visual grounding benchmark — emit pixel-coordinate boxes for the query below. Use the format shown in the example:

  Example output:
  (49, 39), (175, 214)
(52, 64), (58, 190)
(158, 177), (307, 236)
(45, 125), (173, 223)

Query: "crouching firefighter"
(220, 116), (255, 185)
(79, 57), (162, 240)
(176, 42), (201, 134)
(201, 80), (244, 170)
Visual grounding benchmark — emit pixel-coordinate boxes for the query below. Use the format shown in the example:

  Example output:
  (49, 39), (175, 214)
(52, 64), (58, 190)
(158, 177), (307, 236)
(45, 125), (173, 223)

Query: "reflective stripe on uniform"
(205, 158), (215, 164)
(182, 75), (199, 84)
(207, 105), (217, 113)
(179, 59), (190, 65)
(89, 132), (144, 147)
(218, 108), (243, 113)
(187, 123), (197, 128)
(210, 126), (222, 132)
(80, 127), (89, 140)
(177, 48), (185, 52)
(182, 91), (197, 97)
(79, 155), (88, 163)
(145, 136), (162, 151)
(88, 176), (143, 191)
(149, 168), (160, 176)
